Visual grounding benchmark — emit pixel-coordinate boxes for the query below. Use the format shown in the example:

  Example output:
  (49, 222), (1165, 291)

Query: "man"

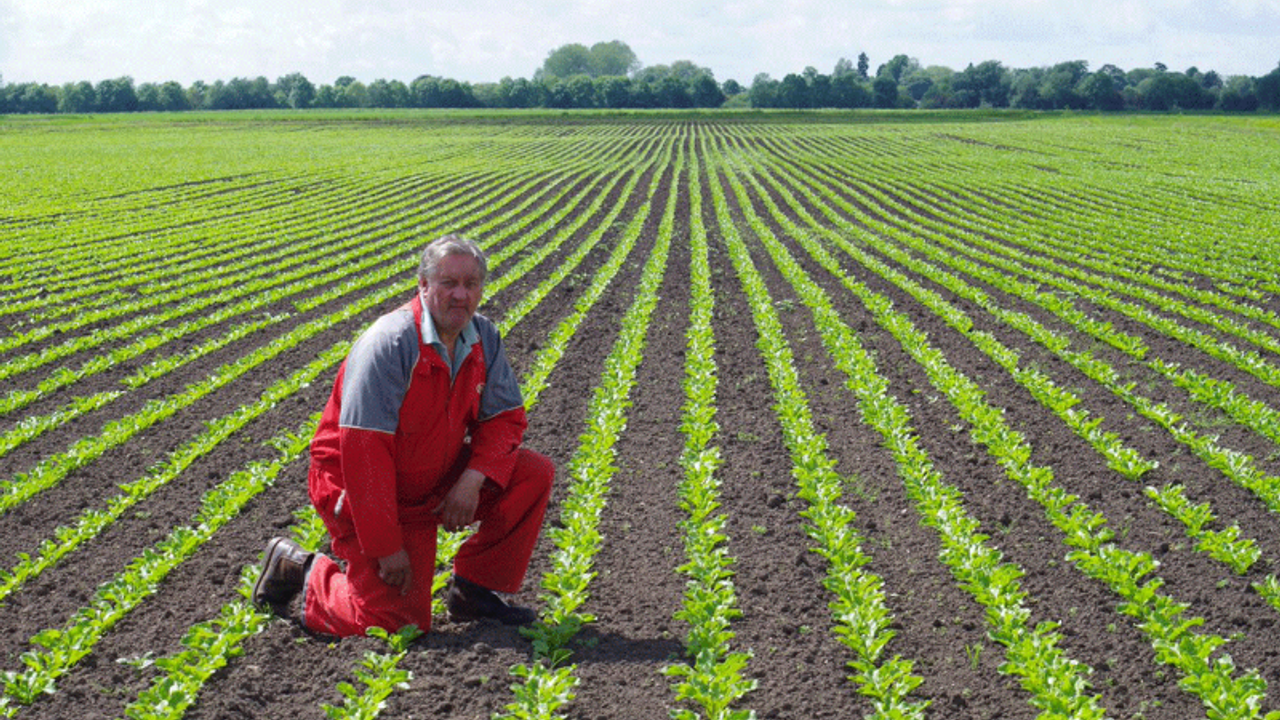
(253, 234), (554, 636)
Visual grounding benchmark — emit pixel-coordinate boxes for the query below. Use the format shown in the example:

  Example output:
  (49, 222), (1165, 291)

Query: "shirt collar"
(419, 290), (479, 369)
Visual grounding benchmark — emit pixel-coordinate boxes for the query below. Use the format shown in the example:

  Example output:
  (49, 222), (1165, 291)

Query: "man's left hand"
(433, 469), (486, 531)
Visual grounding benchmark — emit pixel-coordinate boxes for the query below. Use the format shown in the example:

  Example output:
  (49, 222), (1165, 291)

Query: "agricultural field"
(1, 108), (1280, 720)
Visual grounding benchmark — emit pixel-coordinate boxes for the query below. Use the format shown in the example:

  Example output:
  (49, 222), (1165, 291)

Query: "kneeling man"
(253, 234), (554, 635)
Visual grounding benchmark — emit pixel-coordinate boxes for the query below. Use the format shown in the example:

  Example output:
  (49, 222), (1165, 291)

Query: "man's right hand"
(378, 548), (412, 596)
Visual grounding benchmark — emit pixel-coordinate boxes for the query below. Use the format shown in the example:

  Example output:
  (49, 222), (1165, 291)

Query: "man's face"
(420, 253), (484, 341)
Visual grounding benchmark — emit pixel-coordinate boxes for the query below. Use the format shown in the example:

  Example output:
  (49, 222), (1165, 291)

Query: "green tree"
(437, 78), (476, 107)
(9, 83), (57, 113)
(277, 73), (315, 108)
(1218, 75), (1258, 111)
(919, 77), (958, 108)
(595, 75), (632, 108)
(539, 43), (593, 80)
(872, 76), (899, 107)
(630, 80), (658, 108)
(136, 83), (162, 111)
(749, 73), (778, 108)
(1257, 63), (1280, 110)
(656, 75), (692, 107)
(953, 60), (1009, 107)
(58, 80), (97, 113)
(588, 40), (640, 77)
(830, 73), (870, 107)
(186, 80), (209, 110)
(1078, 70), (1122, 110)
(877, 54), (914, 83)
(313, 84), (338, 108)
(901, 70), (934, 102)
(367, 79), (410, 107)
(411, 75), (442, 106)
(1011, 68), (1045, 109)
(857, 51), (870, 78)
(566, 75), (597, 107)
(96, 77), (138, 112)
(779, 73), (810, 108)
(336, 79), (368, 107)
(721, 78), (743, 96)
(157, 81), (189, 111)
(497, 76), (540, 107)
(1040, 60), (1088, 109)
(691, 74), (725, 107)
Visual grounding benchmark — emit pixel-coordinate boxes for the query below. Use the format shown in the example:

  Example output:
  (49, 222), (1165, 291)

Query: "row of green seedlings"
(870, 203), (1280, 572)
(721, 149), (1280, 719)
(0, 312), (282, 450)
(4, 144), (373, 273)
(931, 175), (1280, 326)
(935, 168), (1277, 305)
(2, 125), (626, 349)
(893, 173), (1280, 372)
(0, 166), (622, 601)
(4, 173), (322, 295)
(835, 216), (1264, 578)
(107, 125), (685, 718)
(3, 169), (440, 337)
(4, 119), (598, 303)
(863, 193), (1280, 610)
(773, 127), (1280, 357)
(761, 127), (1280, 362)
(0, 335), (350, 604)
(0, 143), (664, 712)
(494, 139), (680, 720)
(101, 140), (670, 718)
(706, 143), (1098, 718)
(750, 143), (1280, 580)
(848, 148), (1268, 310)
(118, 485), (331, 719)
(740, 151), (1269, 579)
(660, 149), (758, 720)
(0, 163), (545, 377)
(0, 409), (321, 716)
(105, 119), (654, 305)
(746, 127), (1280, 595)
(702, 141), (934, 718)
(313, 136), (682, 717)
(855, 173), (1280, 398)
(23, 170), (445, 309)
(0, 147), (642, 494)
(0, 272), (409, 517)
(482, 137), (670, 335)
(0, 133), (649, 436)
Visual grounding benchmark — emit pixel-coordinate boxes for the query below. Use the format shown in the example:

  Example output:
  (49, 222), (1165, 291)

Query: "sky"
(1, 0), (1278, 88)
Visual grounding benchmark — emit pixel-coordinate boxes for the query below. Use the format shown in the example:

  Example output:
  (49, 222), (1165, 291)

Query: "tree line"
(3, 40), (1278, 114)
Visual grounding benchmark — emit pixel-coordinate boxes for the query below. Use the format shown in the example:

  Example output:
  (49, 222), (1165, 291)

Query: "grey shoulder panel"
(339, 308), (420, 434)
(474, 313), (524, 420)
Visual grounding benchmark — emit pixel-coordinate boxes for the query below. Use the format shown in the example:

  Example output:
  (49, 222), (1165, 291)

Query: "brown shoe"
(447, 575), (537, 626)
(252, 537), (313, 607)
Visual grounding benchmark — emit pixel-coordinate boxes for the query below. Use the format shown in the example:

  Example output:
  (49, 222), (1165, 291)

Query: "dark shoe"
(252, 537), (313, 607)
(448, 575), (537, 626)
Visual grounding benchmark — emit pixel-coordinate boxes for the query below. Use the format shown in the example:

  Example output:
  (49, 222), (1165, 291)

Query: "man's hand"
(378, 549), (412, 596)
(433, 469), (486, 532)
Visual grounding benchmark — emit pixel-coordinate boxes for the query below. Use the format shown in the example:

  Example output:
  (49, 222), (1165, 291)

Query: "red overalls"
(301, 296), (553, 636)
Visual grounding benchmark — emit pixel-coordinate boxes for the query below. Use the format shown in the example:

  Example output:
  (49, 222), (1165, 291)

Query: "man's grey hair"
(417, 234), (488, 283)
